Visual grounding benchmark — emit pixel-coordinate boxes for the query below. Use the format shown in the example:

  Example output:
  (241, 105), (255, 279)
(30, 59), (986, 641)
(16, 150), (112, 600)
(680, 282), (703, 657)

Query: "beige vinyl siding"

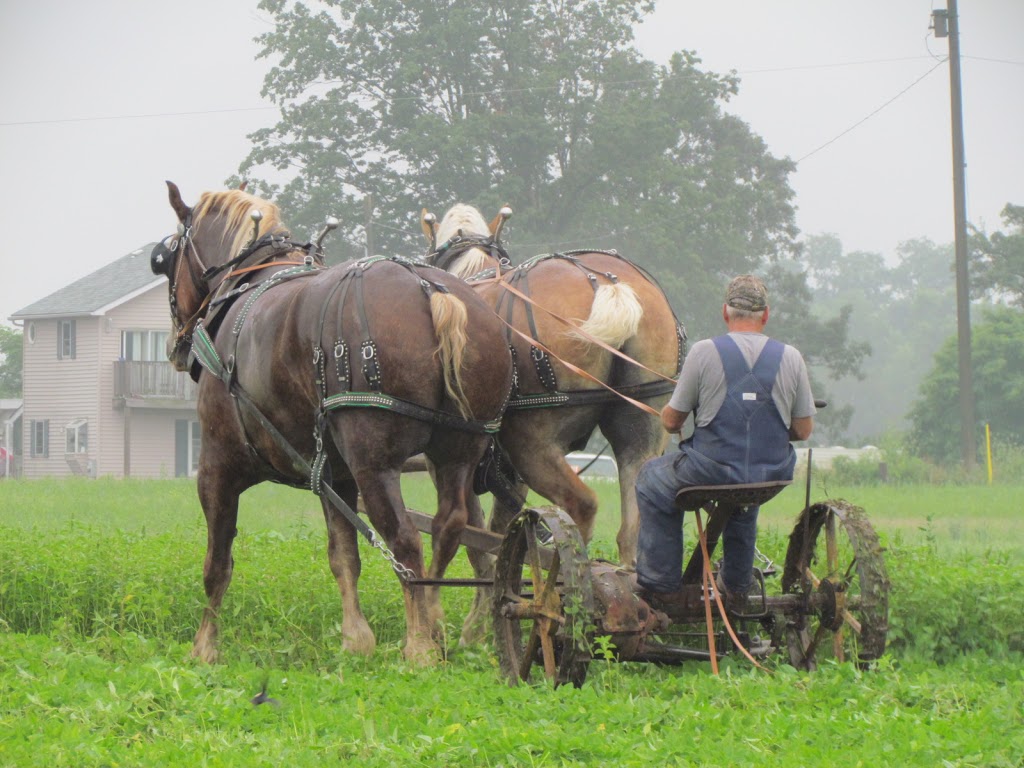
(21, 284), (197, 479)
(125, 409), (189, 478)
(99, 287), (188, 477)
(21, 316), (100, 479)
(101, 287), (197, 478)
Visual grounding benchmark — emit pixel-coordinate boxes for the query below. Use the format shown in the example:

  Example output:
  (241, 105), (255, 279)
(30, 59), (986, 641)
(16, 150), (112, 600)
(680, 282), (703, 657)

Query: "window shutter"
(43, 420), (49, 459)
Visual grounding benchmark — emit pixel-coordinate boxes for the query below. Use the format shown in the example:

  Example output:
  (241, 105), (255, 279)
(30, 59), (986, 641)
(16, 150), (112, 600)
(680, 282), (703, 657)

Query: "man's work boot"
(715, 572), (751, 617)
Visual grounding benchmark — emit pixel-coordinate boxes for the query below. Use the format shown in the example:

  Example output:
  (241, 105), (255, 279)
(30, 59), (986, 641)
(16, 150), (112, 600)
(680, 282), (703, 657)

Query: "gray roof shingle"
(11, 244), (164, 319)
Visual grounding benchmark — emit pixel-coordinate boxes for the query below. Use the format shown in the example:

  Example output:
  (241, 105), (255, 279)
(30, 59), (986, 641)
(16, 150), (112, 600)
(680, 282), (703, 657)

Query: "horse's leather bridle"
(153, 215), (323, 367)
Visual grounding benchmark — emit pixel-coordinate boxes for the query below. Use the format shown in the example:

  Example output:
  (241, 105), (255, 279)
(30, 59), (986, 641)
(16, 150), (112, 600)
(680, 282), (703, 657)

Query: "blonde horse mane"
(429, 292), (474, 420)
(192, 189), (288, 260)
(572, 283), (643, 349)
(436, 204), (493, 280)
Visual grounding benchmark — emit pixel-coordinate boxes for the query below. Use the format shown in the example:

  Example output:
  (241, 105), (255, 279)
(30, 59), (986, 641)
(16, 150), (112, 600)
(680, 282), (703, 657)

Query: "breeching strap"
(492, 277), (678, 386)
(496, 316), (663, 418)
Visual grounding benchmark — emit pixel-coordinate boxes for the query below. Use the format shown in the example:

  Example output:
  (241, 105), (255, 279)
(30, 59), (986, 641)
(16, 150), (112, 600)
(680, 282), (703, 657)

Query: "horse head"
(152, 180), (287, 370)
(422, 203), (513, 279)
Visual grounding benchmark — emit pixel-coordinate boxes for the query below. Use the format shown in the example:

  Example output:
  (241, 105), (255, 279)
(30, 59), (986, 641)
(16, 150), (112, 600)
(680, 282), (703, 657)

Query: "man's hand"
(789, 416), (813, 442)
(661, 404), (689, 435)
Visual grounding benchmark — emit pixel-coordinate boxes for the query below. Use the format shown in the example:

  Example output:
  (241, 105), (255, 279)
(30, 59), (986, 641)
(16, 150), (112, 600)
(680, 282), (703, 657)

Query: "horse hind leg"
(422, 458), (478, 644)
(356, 468), (439, 666)
(457, 477), (533, 647)
(321, 481), (375, 656)
(600, 407), (669, 567)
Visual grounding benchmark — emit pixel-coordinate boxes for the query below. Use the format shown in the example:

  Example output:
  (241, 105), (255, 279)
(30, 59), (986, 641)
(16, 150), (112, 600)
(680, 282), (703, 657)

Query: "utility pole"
(933, 0), (976, 469)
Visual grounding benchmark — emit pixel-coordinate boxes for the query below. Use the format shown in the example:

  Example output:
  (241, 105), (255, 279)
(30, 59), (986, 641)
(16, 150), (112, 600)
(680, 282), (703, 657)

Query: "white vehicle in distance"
(566, 452), (619, 480)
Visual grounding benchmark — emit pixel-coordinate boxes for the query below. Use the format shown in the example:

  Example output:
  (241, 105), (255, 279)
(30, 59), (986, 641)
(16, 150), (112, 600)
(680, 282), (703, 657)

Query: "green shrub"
(884, 530), (1024, 663)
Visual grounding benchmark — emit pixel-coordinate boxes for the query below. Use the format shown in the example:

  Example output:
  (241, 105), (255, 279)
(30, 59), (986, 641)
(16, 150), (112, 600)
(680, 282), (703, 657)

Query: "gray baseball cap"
(725, 275), (768, 312)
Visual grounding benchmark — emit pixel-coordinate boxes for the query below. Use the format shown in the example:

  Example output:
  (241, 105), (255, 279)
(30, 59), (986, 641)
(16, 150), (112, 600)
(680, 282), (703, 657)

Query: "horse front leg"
(192, 470), (242, 663)
(321, 482), (375, 656)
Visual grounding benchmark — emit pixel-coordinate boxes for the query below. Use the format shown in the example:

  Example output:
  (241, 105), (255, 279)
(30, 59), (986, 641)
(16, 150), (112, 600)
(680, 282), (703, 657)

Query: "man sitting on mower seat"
(634, 275), (816, 612)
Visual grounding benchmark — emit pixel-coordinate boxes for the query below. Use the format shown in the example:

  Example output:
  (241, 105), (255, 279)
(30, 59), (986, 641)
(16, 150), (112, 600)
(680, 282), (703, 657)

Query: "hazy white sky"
(1, 0), (1021, 325)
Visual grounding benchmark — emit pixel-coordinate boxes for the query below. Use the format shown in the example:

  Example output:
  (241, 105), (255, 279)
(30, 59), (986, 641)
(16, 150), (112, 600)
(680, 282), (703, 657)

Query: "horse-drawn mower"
(480, 479), (890, 686)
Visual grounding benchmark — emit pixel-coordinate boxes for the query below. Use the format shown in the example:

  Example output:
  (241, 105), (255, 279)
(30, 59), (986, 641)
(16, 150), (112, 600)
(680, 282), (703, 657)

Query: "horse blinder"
(150, 236), (177, 277)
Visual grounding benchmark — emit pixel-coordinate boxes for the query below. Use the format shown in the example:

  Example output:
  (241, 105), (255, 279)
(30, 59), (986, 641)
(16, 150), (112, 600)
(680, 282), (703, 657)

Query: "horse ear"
(166, 181), (191, 223)
(238, 180), (248, 191)
(420, 208), (437, 241)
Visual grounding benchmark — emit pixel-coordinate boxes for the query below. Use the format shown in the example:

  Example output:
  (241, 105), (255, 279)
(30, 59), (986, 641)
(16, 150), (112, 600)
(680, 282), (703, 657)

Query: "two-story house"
(9, 245), (199, 478)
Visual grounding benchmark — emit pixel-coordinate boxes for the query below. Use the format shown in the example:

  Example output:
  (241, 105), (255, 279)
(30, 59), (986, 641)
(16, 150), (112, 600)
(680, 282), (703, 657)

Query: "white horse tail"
(429, 291), (474, 420)
(573, 283), (643, 349)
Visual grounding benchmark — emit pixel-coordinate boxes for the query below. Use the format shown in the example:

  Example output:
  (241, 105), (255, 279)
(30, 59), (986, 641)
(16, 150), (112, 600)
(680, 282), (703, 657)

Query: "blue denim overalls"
(635, 335), (796, 593)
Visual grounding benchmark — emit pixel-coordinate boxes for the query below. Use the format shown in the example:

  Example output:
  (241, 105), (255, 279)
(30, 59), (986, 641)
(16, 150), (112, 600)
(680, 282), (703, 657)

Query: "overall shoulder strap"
(712, 334), (750, 384)
(750, 339), (785, 393)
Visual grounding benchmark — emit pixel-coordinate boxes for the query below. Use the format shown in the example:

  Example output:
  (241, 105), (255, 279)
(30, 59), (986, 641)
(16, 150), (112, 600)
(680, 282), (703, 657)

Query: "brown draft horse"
(422, 204), (685, 642)
(152, 183), (513, 665)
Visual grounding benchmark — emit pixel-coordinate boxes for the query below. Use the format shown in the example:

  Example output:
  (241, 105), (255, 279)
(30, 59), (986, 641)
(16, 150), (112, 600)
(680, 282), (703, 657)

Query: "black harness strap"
(507, 377), (675, 410)
(427, 233), (512, 273)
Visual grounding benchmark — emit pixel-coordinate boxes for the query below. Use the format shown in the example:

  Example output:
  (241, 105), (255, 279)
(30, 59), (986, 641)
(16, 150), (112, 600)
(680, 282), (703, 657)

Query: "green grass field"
(0, 476), (1022, 766)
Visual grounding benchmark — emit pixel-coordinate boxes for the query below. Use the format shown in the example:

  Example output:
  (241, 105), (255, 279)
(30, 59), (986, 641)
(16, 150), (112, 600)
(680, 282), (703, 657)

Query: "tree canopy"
(972, 203), (1024, 307)
(239, 0), (866, 431)
(908, 306), (1024, 463)
(0, 325), (22, 398)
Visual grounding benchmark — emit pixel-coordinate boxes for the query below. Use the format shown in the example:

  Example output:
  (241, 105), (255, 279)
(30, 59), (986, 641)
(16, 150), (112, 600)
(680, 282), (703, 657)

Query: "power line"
(0, 105), (276, 128)
(796, 60), (947, 164)
(963, 54), (1024, 66)
(736, 55), (935, 74)
(0, 55), (954, 128)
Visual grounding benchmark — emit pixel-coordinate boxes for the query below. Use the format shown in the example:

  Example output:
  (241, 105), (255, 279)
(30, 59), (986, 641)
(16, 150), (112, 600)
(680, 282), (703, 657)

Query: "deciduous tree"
(0, 325), (22, 398)
(909, 306), (1024, 463)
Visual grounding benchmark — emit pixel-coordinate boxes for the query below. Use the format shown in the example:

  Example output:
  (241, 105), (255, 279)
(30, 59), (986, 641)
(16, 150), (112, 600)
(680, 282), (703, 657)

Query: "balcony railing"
(113, 361), (197, 402)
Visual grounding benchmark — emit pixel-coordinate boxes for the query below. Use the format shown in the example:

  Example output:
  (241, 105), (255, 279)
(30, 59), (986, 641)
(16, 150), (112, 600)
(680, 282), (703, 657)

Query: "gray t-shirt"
(668, 332), (816, 429)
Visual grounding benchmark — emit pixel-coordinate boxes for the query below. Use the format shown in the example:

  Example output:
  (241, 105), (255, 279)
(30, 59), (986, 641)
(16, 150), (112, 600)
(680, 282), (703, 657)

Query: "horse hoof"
(190, 642), (220, 665)
(342, 630), (376, 657)
(402, 639), (440, 667)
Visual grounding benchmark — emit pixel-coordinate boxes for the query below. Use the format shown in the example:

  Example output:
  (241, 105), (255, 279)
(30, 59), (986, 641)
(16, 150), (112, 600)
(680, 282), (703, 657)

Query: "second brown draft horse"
(422, 204), (685, 642)
(152, 183), (512, 665)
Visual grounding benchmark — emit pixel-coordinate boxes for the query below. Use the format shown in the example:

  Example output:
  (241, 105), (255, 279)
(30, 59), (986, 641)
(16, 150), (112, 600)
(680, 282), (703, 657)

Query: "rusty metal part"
(781, 500), (890, 670)
(587, 561), (666, 659)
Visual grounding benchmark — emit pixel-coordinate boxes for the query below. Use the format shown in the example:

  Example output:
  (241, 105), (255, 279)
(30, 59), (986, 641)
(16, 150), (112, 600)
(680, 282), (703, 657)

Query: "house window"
(122, 330), (170, 362)
(58, 319), (76, 359)
(65, 419), (88, 454)
(30, 419), (49, 458)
